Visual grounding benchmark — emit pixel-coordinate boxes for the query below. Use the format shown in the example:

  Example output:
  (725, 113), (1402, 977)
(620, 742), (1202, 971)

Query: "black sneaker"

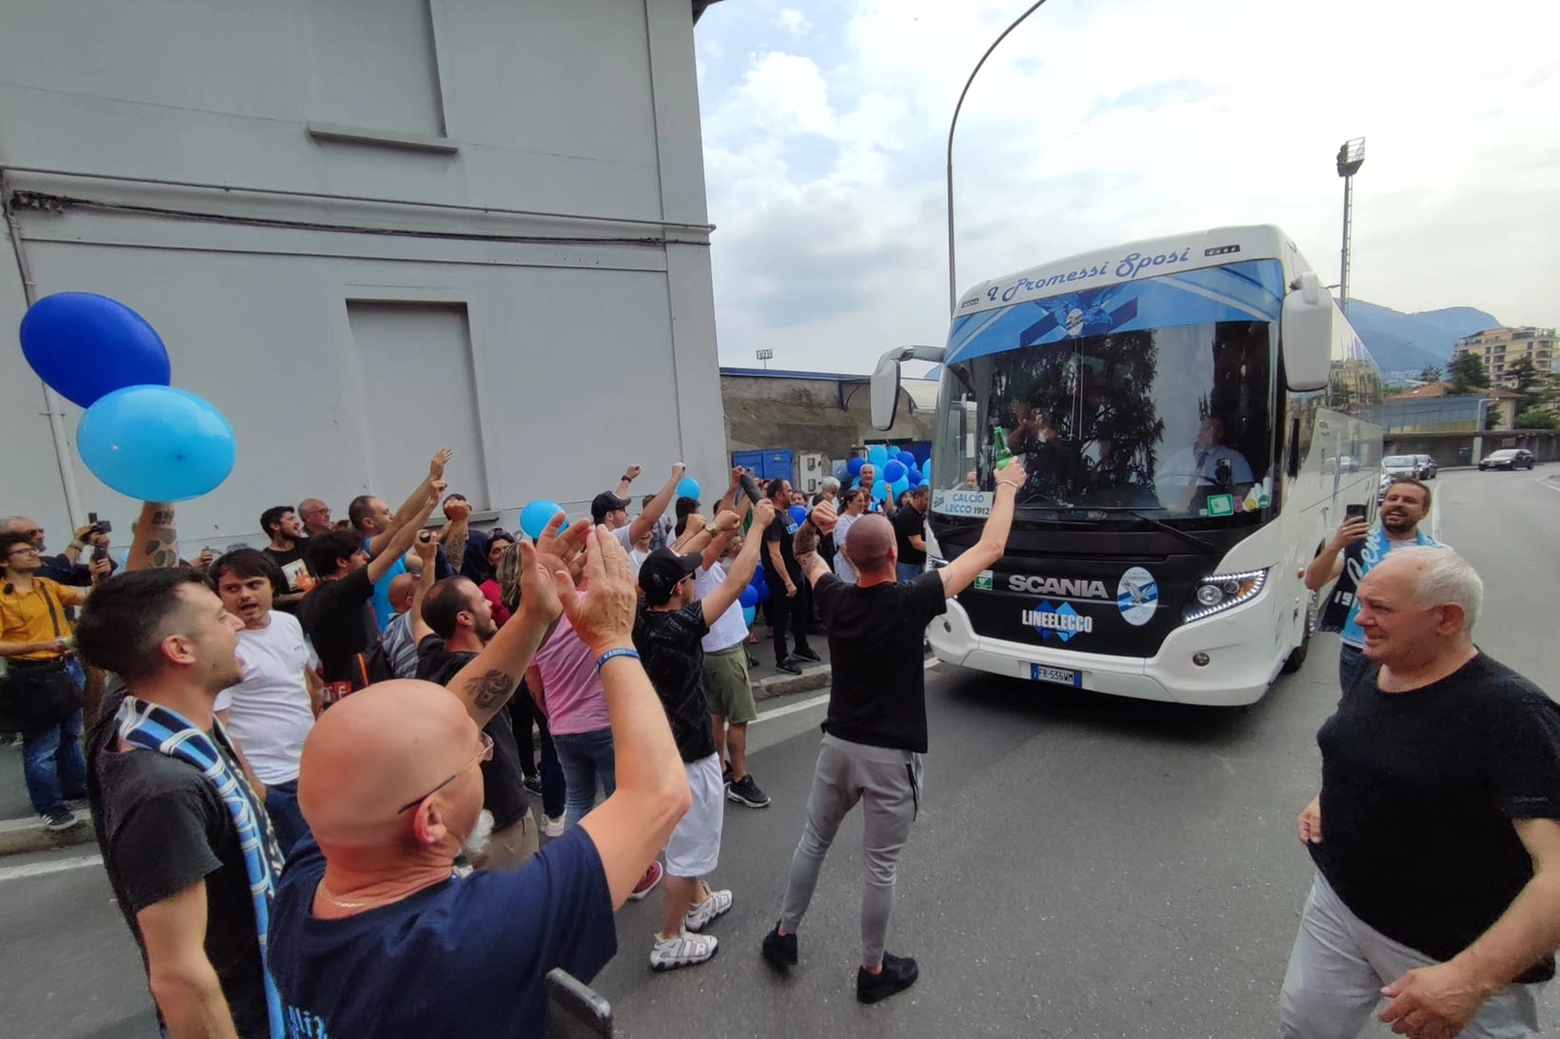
(727, 774), (771, 808)
(522, 774), (544, 796)
(775, 657), (803, 675)
(43, 809), (82, 832)
(721, 761), (734, 787)
(761, 922), (797, 970)
(792, 646), (821, 663)
(857, 952), (919, 1004)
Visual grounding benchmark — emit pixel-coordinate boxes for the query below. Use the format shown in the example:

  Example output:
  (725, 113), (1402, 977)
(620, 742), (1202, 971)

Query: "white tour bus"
(871, 225), (1382, 706)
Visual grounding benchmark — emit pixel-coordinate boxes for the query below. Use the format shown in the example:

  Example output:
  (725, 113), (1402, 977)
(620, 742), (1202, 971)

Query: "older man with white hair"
(1281, 547), (1560, 1039)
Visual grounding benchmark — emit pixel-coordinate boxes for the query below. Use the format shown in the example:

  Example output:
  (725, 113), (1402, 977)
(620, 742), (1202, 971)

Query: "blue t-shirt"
(370, 557), (407, 632)
(268, 827), (617, 1038)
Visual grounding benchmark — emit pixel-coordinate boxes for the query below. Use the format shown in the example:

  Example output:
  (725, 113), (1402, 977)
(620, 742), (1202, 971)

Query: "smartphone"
(1344, 503), (1367, 522)
(545, 969), (613, 1039)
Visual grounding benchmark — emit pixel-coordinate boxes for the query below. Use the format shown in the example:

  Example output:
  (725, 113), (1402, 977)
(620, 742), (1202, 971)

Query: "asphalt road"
(3, 467), (1556, 1039)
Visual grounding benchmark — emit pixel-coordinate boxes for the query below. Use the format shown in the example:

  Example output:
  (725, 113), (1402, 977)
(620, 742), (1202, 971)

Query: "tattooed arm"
(126, 503), (179, 573)
(792, 503), (835, 588)
(445, 539), (563, 728)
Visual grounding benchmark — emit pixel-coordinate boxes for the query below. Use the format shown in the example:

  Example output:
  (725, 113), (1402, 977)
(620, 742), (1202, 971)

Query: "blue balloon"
(77, 386), (234, 502)
(897, 450), (917, 469)
(739, 585), (758, 609)
(883, 460), (907, 483)
(907, 468), (923, 485)
(20, 293), (172, 408)
(787, 505), (808, 527)
(867, 444), (889, 466)
(754, 578), (771, 604)
(676, 477), (701, 501)
(519, 500), (565, 540)
(847, 457), (866, 478)
(742, 605), (757, 626)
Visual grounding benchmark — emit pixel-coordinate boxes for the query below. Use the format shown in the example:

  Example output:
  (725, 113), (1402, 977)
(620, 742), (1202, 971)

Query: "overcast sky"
(695, 0), (1560, 374)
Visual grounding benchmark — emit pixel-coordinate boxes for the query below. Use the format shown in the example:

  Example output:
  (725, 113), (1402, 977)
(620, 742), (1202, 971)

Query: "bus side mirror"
(1280, 271), (1334, 392)
(870, 353), (902, 430)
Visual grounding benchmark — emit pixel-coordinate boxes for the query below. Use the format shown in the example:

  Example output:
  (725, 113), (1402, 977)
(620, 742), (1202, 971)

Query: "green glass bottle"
(992, 427), (1015, 470)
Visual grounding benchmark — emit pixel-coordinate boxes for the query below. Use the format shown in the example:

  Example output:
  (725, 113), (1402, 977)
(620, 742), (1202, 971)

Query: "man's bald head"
(299, 681), (484, 855)
(844, 514), (896, 577)
(388, 573), (417, 614)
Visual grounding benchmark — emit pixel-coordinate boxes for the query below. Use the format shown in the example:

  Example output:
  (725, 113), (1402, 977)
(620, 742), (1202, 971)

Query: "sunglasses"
(396, 732), (494, 814)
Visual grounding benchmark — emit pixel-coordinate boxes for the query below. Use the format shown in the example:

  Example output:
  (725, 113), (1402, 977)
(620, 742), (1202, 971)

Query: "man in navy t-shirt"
(268, 524), (694, 1037)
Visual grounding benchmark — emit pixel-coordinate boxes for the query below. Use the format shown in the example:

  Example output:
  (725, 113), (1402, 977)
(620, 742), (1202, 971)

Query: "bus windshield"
(931, 260), (1284, 525)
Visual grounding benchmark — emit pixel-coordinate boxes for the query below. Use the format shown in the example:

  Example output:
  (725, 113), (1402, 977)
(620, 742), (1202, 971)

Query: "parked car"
(1479, 448), (1536, 471)
(1382, 455), (1420, 480)
(1412, 453), (1437, 479)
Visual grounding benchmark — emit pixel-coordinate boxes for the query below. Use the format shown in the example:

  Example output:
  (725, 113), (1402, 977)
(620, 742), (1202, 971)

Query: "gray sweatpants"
(1280, 873), (1546, 1038)
(779, 733), (923, 969)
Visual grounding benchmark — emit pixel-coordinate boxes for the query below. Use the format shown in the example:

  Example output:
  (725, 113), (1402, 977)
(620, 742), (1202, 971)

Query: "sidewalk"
(0, 632), (832, 857)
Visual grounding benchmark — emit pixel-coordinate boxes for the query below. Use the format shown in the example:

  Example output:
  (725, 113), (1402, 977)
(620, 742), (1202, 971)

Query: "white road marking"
(925, 657), (940, 669)
(0, 853), (103, 883)
(754, 693), (829, 723)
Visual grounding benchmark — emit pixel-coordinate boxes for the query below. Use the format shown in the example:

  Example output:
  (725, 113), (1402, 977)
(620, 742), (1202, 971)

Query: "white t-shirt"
(213, 612), (318, 785)
(833, 513), (861, 584)
(696, 562), (748, 653)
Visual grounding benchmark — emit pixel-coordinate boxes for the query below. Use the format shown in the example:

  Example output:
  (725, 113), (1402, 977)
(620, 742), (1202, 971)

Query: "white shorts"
(664, 754), (724, 878)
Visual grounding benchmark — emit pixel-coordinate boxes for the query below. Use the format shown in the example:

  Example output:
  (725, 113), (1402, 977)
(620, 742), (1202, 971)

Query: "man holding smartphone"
(1304, 478), (1444, 693)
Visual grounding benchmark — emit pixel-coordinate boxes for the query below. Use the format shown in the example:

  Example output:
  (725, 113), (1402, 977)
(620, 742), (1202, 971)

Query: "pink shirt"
(531, 598), (611, 736)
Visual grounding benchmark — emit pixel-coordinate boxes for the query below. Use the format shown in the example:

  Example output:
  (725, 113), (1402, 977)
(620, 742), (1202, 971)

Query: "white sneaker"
(649, 929), (719, 971)
(683, 884), (733, 933)
(543, 815), (565, 838)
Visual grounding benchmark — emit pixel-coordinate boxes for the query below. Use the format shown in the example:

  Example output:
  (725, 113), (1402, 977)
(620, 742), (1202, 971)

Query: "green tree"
(1505, 354), (1539, 394)
(1417, 364), (1443, 383)
(1448, 353), (1491, 394)
(1515, 407), (1559, 430)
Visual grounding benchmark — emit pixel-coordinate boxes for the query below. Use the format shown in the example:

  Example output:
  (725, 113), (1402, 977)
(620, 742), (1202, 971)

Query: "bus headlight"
(1184, 569), (1268, 622)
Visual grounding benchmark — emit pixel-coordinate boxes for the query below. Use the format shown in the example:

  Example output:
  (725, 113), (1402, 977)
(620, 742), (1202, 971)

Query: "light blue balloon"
(872, 479), (888, 501)
(921, 459), (932, 479)
(676, 477), (701, 501)
(892, 477), (909, 497)
(868, 444), (889, 466)
(77, 386), (235, 502)
(742, 605), (757, 626)
(519, 500), (565, 540)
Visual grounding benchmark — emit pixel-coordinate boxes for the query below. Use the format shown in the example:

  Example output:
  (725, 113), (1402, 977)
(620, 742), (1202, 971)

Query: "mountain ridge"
(1347, 300), (1502, 374)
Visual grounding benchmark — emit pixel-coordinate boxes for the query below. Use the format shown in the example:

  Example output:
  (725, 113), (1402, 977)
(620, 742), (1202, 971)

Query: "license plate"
(1031, 664), (1082, 687)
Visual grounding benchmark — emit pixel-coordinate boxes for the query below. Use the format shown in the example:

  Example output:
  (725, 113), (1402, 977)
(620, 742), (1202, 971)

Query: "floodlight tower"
(1336, 137), (1365, 314)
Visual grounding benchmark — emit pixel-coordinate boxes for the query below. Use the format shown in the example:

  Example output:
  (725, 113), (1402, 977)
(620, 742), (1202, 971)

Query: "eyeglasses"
(6, 546), (40, 558)
(396, 732), (494, 814)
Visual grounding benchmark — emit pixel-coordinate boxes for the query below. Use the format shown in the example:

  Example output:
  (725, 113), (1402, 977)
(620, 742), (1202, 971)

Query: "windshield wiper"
(1085, 507), (1219, 554)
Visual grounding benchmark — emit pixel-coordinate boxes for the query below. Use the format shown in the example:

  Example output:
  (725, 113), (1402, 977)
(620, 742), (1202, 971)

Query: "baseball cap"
(638, 547), (702, 605)
(591, 492), (631, 524)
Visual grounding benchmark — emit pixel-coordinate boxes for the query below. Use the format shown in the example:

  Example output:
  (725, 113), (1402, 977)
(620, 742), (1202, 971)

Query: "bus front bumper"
(927, 597), (1282, 707)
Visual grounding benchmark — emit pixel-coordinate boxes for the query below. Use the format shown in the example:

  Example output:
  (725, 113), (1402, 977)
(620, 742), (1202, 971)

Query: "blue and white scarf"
(1318, 524), (1441, 645)
(116, 696), (285, 1039)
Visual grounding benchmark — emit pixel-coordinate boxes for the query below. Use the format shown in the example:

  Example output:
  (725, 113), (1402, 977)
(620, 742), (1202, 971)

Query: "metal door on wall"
(732, 449), (794, 485)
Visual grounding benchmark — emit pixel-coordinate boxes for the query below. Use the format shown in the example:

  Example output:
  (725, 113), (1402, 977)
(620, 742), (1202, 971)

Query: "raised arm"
(572, 527), (692, 908)
(408, 531), (441, 645)
(615, 464), (643, 501)
(367, 449), (452, 556)
(440, 497), (471, 576)
(702, 503), (774, 627)
(366, 485), (441, 586)
(1304, 516), (1367, 592)
(627, 463), (686, 544)
(792, 502), (834, 588)
(126, 502), (179, 572)
(941, 461), (1026, 598)
(697, 510), (741, 571)
(445, 515), (590, 729)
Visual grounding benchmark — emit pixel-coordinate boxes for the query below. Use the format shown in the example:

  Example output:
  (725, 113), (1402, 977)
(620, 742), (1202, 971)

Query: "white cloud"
(701, 0), (1560, 373)
(771, 8), (815, 36)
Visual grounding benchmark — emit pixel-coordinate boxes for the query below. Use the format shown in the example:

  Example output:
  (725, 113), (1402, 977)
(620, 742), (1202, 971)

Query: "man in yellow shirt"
(0, 530), (107, 829)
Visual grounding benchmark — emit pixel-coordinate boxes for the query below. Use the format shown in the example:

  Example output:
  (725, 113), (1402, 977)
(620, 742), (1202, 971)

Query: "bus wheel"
(1282, 590), (1316, 674)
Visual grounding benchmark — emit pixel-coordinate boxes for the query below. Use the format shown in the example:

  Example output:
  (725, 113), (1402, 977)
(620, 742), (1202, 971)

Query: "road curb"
(752, 664), (830, 702)
(0, 813), (94, 857)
